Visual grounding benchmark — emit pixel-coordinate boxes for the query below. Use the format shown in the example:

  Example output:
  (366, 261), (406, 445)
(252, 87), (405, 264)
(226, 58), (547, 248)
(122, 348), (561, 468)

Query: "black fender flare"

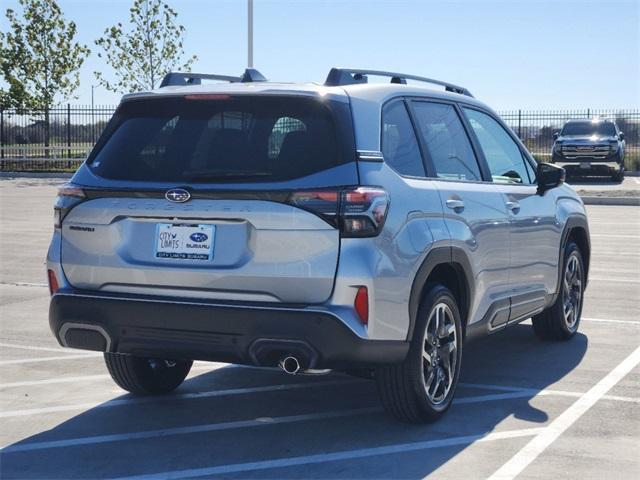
(555, 215), (591, 298)
(407, 246), (474, 341)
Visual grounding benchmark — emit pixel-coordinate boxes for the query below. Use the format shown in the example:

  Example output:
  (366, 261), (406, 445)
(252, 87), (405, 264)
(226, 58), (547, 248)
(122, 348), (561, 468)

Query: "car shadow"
(0, 324), (588, 479)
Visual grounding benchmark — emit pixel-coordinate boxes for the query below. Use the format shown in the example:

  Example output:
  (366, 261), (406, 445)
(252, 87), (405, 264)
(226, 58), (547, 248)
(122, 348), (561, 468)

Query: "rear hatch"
(60, 93), (357, 304)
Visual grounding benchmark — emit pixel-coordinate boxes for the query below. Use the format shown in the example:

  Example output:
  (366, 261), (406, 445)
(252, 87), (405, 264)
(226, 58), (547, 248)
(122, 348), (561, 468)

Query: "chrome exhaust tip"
(279, 356), (301, 375)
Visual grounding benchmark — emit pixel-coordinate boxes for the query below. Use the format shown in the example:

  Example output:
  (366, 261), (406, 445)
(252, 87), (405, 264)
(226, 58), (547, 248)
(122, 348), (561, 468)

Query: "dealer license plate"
(155, 224), (215, 261)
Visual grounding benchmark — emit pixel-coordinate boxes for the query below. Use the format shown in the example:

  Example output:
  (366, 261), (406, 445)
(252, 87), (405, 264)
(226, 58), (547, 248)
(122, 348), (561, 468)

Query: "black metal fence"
(0, 105), (114, 171)
(499, 109), (640, 165)
(1, 105), (639, 172)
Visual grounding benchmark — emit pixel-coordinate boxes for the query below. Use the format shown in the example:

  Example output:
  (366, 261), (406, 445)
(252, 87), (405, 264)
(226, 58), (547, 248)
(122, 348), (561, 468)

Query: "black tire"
(375, 284), (463, 423)
(611, 169), (624, 182)
(104, 353), (192, 395)
(532, 241), (584, 341)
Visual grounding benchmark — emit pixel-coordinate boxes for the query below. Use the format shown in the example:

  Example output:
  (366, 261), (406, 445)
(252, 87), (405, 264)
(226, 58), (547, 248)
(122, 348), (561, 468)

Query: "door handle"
(446, 199), (465, 210)
(505, 201), (521, 212)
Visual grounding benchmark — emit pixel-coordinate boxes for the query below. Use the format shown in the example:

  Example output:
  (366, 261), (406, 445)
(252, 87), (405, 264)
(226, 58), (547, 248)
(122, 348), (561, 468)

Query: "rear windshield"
(561, 121), (616, 137)
(88, 95), (352, 183)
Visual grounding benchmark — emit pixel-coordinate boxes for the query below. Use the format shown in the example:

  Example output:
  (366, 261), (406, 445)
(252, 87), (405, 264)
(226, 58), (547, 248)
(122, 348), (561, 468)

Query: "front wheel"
(376, 284), (463, 423)
(611, 169), (624, 182)
(532, 241), (585, 341)
(104, 353), (192, 395)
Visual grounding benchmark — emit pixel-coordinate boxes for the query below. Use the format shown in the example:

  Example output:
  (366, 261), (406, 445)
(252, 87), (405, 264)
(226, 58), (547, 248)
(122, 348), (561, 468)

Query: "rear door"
(61, 95), (357, 304)
(409, 99), (512, 329)
(461, 107), (561, 321)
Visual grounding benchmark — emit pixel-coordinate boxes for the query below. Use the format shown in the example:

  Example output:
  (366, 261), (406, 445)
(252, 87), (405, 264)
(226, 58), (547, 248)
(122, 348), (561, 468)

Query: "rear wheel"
(532, 241), (584, 341)
(376, 284), (463, 423)
(104, 353), (192, 395)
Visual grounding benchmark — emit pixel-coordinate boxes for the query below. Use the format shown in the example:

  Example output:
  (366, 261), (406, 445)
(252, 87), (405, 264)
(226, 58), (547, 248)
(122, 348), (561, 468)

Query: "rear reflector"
(47, 269), (60, 295)
(354, 286), (369, 325)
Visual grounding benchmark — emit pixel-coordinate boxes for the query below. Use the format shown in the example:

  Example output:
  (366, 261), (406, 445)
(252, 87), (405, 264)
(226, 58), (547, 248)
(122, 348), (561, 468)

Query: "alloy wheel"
(422, 302), (458, 405)
(563, 254), (583, 330)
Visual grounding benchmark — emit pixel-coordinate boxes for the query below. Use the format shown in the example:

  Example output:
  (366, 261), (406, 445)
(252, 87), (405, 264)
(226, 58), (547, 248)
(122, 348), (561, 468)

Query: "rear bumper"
(49, 289), (408, 369)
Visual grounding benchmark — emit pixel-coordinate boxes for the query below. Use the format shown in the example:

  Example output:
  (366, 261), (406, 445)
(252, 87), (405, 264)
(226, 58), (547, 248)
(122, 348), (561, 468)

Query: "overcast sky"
(1, 0), (638, 109)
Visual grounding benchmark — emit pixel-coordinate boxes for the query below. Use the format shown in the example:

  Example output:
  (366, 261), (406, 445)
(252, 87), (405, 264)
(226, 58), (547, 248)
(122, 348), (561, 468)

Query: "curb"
(0, 172), (73, 179)
(581, 196), (640, 206)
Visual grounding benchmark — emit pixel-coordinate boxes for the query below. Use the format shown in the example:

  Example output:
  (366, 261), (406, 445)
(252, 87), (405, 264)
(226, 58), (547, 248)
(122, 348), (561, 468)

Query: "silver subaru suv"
(47, 68), (590, 423)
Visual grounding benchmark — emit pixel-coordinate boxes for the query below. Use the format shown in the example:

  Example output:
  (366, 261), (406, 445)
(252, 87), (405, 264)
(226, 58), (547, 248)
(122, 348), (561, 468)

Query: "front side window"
(463, 108), (532, 184)
(411, 101), (481, 181)
(381, 100), (425, 177)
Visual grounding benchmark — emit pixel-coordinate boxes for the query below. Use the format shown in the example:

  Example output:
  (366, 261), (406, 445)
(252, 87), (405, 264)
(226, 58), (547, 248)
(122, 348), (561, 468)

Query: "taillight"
(340, 187), (389, 237)
(47, 269), (60, 295)
(287, 187), (389, 237)
(354, 286), (369, 325)
(287, 190), (340, 226)
(54, 183), (85, 229)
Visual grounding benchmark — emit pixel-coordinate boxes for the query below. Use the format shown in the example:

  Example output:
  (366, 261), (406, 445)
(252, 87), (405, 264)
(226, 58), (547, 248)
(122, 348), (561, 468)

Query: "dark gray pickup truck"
(552, 119), (625, 181)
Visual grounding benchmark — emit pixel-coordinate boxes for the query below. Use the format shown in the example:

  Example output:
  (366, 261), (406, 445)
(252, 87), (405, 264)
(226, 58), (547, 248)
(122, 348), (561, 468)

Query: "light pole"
(247, 0), (253, 68)
(91, 85), (97, 142)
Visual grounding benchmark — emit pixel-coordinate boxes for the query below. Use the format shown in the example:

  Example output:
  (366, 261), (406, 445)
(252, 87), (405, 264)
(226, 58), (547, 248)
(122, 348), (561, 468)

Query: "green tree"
(94, 0), (197, 93)
(0, 0), (90, 149)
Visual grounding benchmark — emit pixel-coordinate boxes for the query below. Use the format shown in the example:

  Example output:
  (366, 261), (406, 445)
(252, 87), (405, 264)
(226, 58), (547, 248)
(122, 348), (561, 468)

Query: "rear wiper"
(183, 169), (273, 181)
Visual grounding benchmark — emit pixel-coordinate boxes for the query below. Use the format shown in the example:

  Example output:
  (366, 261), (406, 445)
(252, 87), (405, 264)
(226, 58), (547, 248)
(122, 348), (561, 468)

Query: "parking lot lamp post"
(248, 0), (253, 68)
(91, 85), (97, 142)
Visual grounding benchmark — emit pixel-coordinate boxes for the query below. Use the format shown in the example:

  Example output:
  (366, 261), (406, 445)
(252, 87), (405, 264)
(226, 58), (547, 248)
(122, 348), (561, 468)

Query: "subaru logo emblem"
(189, 232), (208, 243)
(165, 188), (191, 203)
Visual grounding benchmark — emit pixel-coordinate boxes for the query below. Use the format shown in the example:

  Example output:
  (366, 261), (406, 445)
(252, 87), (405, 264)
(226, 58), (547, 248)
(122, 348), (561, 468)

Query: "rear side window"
(411, 101), (481, 181)
(463, 108), (532, 184)
(89, 96), (349, 183)
(381, 100), (425, 177)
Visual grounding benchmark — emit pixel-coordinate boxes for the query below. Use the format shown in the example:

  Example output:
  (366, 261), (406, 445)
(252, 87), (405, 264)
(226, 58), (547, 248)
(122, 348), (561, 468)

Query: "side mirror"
(619, 132), (625, 140)
(537, 162), (565, 194)
(553, 132), (559, 140)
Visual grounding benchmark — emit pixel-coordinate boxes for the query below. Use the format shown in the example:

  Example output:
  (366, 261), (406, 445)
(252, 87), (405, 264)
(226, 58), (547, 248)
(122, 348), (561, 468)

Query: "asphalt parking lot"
(569, 174), (640, 194)
(0, 178), (639, 479)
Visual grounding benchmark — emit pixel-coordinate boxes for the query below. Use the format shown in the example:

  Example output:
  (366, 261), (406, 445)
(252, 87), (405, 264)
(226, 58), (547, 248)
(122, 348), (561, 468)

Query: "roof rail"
(159, 68), (267, 88)
(324, 68), (473, 97)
